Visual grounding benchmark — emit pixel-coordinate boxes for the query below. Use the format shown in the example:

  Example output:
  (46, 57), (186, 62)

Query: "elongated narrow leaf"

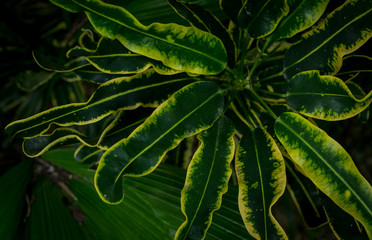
(287, 71), (372, 120)
(168, 0), (236, 67)
(237, 0), (289, 38)
(95, 81), (224, 204)
(5, 71), (195, 139)
(63, 0), (227, 75)
(320, 192), (369, 240)
(175, 116), (235, 240)
(274, 112), (372, 238)
(68, 37), (180, 75)
(284, 0), (372, 79)
(269, 0), (329, 41)
(235, 128), (287, 239)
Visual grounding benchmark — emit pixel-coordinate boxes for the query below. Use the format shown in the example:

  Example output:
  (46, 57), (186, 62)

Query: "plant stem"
(246, 39), (271, 84)
(255, 88), (286, 98)
(250, 88), (278, 120)
(258, 71), (284, 83)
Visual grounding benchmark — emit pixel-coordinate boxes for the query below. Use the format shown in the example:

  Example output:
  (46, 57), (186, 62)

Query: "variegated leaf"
(274, 112), (372, 238)
(175, 116), (235, 240)
(286, 70), (372, 120)
(94, 81), (224, 204)
(284, 0), (372, 79)
(235, 128), (287, 239)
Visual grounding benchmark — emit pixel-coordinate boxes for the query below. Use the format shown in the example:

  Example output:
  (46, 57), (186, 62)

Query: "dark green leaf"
(95, 81), (224, 204)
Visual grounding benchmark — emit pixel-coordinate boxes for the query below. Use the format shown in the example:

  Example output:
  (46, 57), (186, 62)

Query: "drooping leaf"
(56, 0), (227, 75)
(0, 160), (33, 240)
(16, 70), (56, 92)
(5, 71), (195, 139)
(33, 51), (90, 72)
(68, 37), (180, 75)
(235, 128), (287, 239)
(237, 0), (289, 38)
(320, 192), (369, 240)
(94, 81), (224, 204)
(269, 0), (329, 41)
(284, 0), (372, 79)
(175, 116), (235, 240)
(274, 112), (372, 238)
(168, 0), (236, 67)
(286, 70), (372, 120)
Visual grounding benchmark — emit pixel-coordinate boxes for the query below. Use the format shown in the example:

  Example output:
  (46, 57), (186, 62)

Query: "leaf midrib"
(114, 89), (221, 184)
(182, 119), (221, 240)
(73, 0), (226, 66)
(252, 130), (268, 240)
(278, 118), (372, 217)
(11, 78), (191, 137)
(285, 7), (372, 71)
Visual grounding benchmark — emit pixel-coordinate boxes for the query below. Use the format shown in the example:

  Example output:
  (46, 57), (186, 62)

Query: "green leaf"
(286, 70), (372, 120)
(33, 51), (90, 72)
(25, 177), (89, 240)
(274, 112), (372, 238)
(235, 128), (287, 239)
(219, 0), (242, 24)
(0, 160), (32, 240)
(5, 71), (195, 139)
(237, 0), (289, 38)
(16, 70), (56, 92)
(43, 149), (253, 239)
(66, 0), (227, 75)
(74, 144), (105, 164)
(94, 81), (224, 204)
(68, 37), (180, 75)
(269, 0), (329, 41)
(284, 0), (372, 79)
(175, 116), (235, 240)
(320, 192), (369, 240)
(168, 0), (236, 67)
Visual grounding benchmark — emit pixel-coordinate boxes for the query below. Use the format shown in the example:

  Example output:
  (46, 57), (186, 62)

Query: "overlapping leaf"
(238, 0), (289, 38)
(284, 0), (372, 79)
(175, 116), (235, 240)
(274, 112), (372, 238)
(269, 0), (329, 41)
(286, 70), (372, 120)
(68, 37), (180, 75)
(235, 128), (287, 239)
(168, 0), (236, 67)
(94, 81), (224, 204)
(5, 71), (195, 139)
(52, 0), (227, 75)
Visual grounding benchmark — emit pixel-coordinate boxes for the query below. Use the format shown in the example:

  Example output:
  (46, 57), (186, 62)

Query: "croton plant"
(5, 0), (372, 239)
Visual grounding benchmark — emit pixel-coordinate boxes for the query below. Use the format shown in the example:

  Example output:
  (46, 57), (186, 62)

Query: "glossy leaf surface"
(95, 81), (224, 204)
(269, 0), (329, 41)
(275, 112), (372, 238)
(5, 71), (195, 138)
(235, 128), (287, 239)
(286, 71), (372, 120)
(238, 0), (289, 38)
(168, 0), (236, 67)
(284, 0), (372, 79)
(176, 117), (235, 240)
(64, 0), (227, 74)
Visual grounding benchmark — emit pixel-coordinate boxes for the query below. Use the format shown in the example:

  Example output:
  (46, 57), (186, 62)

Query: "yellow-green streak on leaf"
(71, 0), (227, 75)
(235, 128), (287, 239)
(176, 116), (235, 240)
(274, 112), (372, 238)
(287, 70), (372, 121)
(94, 81), (224, 204)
